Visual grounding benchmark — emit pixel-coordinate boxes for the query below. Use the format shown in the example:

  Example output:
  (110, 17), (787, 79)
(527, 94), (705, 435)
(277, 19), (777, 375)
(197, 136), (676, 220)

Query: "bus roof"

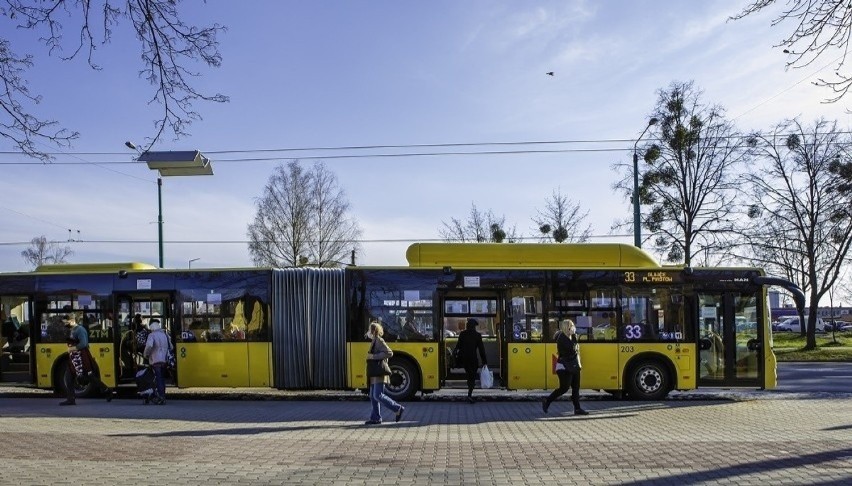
(34, 262), (158, 273)
(405, 243), (660, 268)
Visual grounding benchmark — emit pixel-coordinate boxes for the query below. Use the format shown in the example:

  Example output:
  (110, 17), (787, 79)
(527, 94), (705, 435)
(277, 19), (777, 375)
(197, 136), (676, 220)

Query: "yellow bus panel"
(34, 262), (156, 273)
(247, 342), (272, 387)
(507, 343), (547, 390)
(90, 344), (116, 388)
(348, 342), (368, 390)
(177, 342), (250, 387)
(36, 344), (65, 388)
(618, 343), (695, 390)
(389, 342), (440, 390)
(35, 344), (116, 388)
(543, 343), (620, 390)
(406, 243), (660, 268)
(347, 341), (438, 391)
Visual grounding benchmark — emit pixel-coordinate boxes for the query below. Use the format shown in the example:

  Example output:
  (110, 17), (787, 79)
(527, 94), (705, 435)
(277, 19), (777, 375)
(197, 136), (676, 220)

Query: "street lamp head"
(648, 117), (659, 126)
(125, 141), (138, 151)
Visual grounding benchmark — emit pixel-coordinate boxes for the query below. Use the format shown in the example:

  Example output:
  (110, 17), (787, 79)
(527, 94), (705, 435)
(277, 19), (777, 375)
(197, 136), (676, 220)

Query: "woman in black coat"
(455, 318), (487, 403)
(543, 319), (588, 415)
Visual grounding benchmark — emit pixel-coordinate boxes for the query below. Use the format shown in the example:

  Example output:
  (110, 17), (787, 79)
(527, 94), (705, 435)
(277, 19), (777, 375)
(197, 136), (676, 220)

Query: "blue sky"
(2, 0), (850, 271)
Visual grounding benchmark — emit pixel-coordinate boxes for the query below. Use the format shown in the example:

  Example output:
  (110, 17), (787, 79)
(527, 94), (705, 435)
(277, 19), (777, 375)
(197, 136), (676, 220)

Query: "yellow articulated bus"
(0, 243), (804, 401)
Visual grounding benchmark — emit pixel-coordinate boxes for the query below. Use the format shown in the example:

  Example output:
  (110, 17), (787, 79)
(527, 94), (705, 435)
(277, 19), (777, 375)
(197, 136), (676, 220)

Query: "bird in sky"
(546, 72), (554, 76)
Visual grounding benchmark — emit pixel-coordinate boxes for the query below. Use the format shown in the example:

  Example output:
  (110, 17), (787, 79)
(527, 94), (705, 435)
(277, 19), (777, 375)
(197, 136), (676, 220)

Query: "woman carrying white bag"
(454, 318), (488, 404)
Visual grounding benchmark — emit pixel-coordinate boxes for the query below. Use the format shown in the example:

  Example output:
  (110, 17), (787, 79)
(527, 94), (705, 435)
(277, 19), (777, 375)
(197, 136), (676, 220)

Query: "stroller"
(134, 366), (163, 404)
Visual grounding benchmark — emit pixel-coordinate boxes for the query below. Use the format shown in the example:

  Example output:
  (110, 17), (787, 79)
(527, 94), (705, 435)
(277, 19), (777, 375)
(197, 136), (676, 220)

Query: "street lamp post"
(632, 117), (658, 248)
(157, 178), (164, 267)
(189, 258), (200, 269)
(126, 144), (213, 268)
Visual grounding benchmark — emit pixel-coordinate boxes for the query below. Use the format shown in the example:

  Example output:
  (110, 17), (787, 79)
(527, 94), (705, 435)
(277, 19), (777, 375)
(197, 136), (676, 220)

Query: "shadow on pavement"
(620, 447), (852, 486)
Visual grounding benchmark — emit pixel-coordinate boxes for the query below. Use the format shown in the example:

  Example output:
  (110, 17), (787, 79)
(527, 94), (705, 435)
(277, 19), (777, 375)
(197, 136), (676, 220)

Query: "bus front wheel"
(385, 358), (420, 402)
(626, 360), (670, 400)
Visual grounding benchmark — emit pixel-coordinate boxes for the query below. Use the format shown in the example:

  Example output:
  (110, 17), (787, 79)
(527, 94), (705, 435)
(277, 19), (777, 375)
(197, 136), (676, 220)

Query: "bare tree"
(247, 161), (361, 268)
(613, 81), (748, 265)
(439, 203), (519, 243)
(20, 235), (73, 268)
(532, 188), (591, 243)
(1, 0), (227, 159)
(739, 118), (852, 349)
(732, 1), (852, 102)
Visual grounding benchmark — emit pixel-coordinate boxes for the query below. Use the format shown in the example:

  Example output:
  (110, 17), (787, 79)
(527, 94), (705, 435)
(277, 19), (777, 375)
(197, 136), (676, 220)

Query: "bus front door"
(1, 295), (34, 385)
(697, 292), (761, 387)
(115, 294), (174, 383)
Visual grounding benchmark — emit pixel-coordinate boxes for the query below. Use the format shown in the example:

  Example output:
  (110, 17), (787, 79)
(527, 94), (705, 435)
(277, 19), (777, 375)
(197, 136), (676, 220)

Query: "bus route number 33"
(623, 324), (644, 340)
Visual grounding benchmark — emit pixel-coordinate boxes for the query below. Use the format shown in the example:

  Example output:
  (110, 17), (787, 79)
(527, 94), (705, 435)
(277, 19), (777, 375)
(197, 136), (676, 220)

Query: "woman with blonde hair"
(542, 319), (588, 415)
(364, 321), (405, 425)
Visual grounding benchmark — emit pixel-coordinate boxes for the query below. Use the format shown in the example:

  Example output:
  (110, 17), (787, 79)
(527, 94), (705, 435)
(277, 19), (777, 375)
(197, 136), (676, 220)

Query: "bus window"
(620, 286), (691, 342)
(39, 294), (111, 343)
(551, 288), (618, 341)
(508, 290), (543, 342)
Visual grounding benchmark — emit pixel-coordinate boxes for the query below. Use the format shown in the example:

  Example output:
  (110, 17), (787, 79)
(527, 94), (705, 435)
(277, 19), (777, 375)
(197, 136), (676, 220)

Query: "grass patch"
(772, 331), (852, 361)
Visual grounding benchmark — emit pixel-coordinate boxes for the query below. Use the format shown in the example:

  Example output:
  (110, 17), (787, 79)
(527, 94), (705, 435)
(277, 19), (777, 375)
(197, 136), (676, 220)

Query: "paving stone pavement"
(0, 392), (850, 485)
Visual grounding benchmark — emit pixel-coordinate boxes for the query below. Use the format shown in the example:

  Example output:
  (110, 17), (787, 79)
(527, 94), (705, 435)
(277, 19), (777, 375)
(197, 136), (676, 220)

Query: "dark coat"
(455, 328), (487, 368)
(555, 331), (581, 370)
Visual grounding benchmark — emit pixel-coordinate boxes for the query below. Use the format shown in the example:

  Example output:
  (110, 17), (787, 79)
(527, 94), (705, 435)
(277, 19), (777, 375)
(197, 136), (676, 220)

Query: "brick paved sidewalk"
(1, 393), (850, 485)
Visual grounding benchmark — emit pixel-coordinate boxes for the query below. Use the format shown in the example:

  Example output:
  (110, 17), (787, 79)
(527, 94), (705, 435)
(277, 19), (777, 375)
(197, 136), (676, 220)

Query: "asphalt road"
(776, 362), (852, 393)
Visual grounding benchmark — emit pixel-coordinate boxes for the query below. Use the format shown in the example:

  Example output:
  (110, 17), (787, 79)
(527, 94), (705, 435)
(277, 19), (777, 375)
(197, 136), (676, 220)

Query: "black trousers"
(64, 367), (109, 401)
(545, 369), (581, 409)
(464, 365), (477, 396)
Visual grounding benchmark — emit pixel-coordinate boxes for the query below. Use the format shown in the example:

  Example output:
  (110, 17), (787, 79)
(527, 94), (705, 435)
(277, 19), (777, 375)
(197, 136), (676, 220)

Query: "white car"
(774, 316), (829, 333)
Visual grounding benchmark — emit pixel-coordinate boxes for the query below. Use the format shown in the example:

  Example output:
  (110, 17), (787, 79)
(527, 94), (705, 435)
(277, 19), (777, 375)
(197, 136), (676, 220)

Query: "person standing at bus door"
(143, 319), (170, 405)
(455, 318), (487, 404)
(542, 319), (588, 416)
(60, 314), (114, 406)
(364, 322), (405, 425)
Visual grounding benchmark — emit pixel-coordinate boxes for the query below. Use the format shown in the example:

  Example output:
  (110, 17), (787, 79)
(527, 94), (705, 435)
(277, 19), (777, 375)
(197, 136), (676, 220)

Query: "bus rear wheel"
(626, 360), (670, 400)
(56, 361), (102, 398)
(385, 358), (419, 402)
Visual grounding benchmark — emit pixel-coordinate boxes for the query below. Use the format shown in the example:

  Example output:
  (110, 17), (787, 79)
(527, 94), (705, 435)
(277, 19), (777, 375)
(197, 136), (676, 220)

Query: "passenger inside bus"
(401, 312), (428, 341)
(119, 314), (148, 377)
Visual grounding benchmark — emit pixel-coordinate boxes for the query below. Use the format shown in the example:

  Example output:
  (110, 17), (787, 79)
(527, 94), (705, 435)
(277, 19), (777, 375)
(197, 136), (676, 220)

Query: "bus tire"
(626, 360), (670, 400)
(56, 359), (101, 399)
(385, 358), (420, 402)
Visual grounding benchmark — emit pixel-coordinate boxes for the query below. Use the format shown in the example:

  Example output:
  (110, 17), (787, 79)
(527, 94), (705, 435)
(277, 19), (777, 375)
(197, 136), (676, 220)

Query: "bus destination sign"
(623, 271), (680, 284)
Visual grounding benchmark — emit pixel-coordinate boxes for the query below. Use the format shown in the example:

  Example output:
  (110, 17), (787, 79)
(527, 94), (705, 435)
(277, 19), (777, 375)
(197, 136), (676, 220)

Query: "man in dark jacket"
(455, 318), (487, 403)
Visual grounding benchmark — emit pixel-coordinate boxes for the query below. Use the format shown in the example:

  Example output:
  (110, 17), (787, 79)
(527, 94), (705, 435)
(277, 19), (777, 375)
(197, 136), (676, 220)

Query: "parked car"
(774, 316), (829, 333)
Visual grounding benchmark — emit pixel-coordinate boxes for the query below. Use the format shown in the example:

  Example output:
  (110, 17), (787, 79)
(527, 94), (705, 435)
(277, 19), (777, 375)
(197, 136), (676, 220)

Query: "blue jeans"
(152, 363), (166, 399)
(369, 382), (402, 422)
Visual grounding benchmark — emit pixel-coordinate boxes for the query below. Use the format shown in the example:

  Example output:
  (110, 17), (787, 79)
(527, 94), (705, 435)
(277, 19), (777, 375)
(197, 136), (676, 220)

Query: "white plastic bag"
(480, 364), (494, 389)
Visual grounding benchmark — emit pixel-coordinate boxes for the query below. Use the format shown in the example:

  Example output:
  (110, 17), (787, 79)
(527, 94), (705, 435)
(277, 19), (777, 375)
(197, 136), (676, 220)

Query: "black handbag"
(366, 340), (392, 377)
(367, 358), (392, 377)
